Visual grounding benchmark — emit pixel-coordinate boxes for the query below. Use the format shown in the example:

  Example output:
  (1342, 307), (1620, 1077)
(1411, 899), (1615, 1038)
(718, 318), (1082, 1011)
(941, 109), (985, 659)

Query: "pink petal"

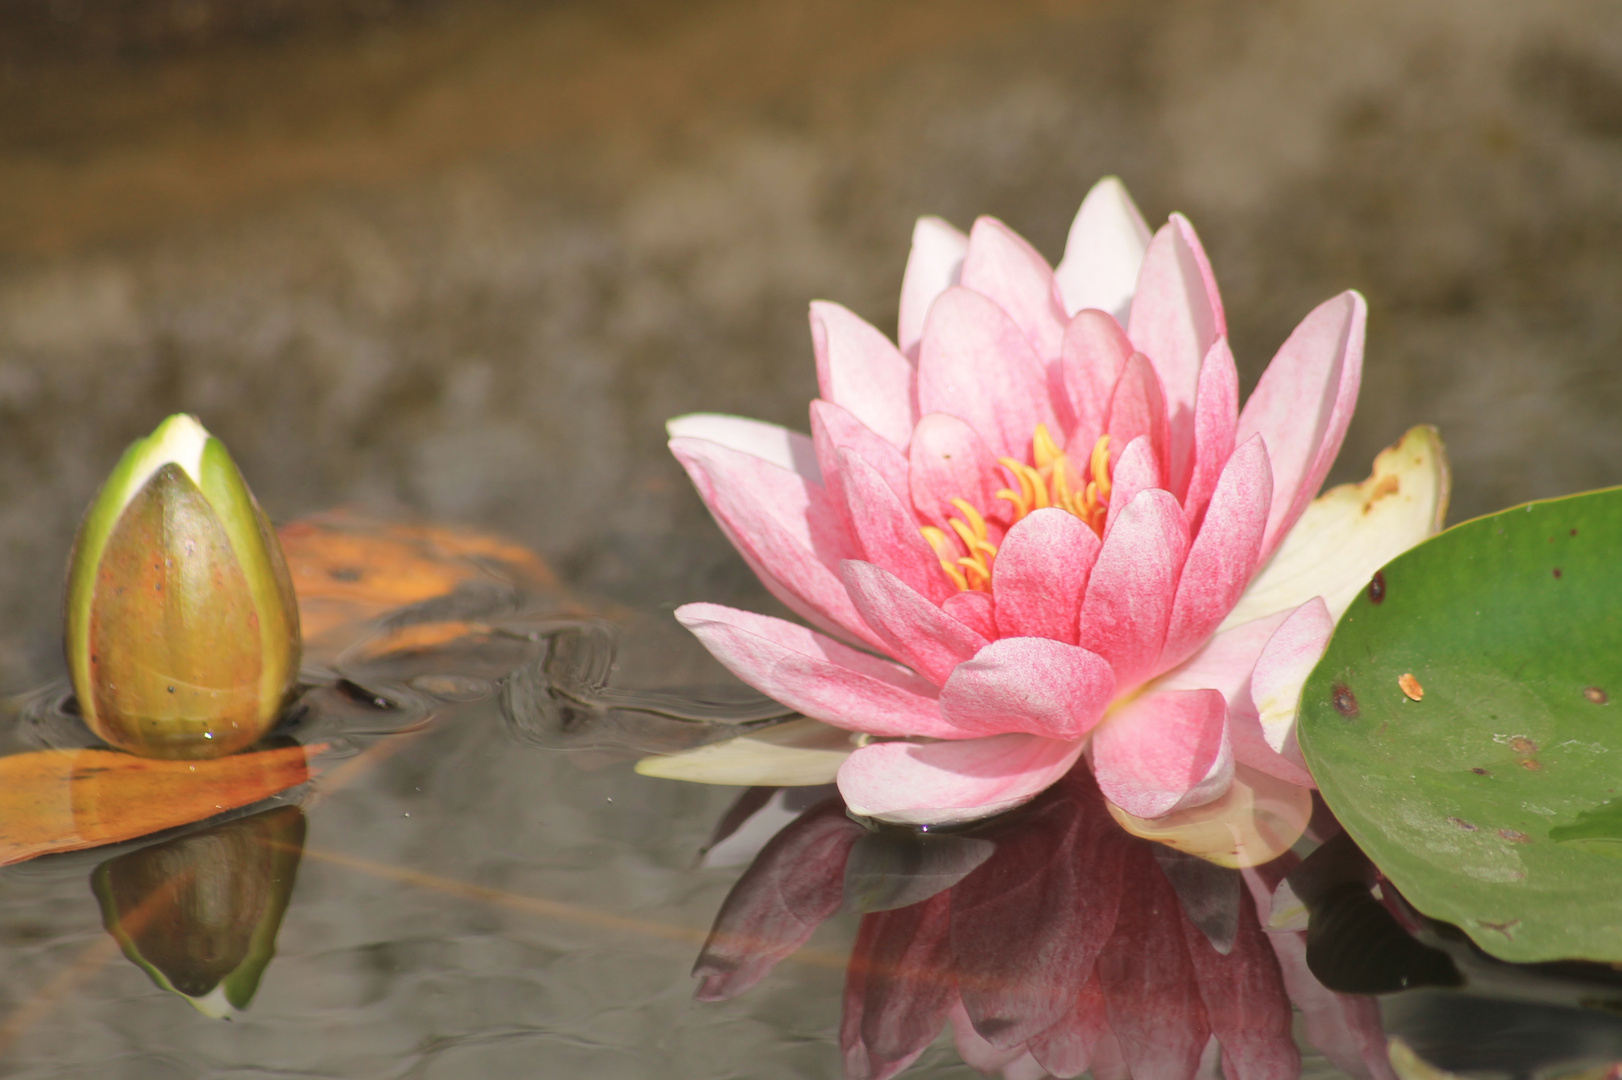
(1102, 434), (1162, 538)
(693, 798), (863, 1000)
(949, 1002), (1032, 1074)
(908, 412), (1007, 537)
(1086, 1030), (1133, 1080)
(960, 216), (1068, 360)
(809, 419), (904, 561)
(1160, 434), (1274, 671)
(1150, 604), (1318, 790)
(1240, 863), (1397, 1080)
(667, 413), (823, 479)
(1077, 489), (1190, 691)
(1104, 351), (1170, 475)
(840, 448), (958, 604)
(918, 286), (1059, 461)
(898, 216), (969, 360)
(1090, 688), (1232, 819)
(1096, 844), (1212, 1080)
(1003, 1052), (1053, 1080)
(943, 590), (997, 640)
(842, 891), (956, 1080)
(811, 399), (910, 511)
(841, 560), (988, 686)
(1059, 309), (1133, 454)
(1029, 973), (1115, 1079)
(676, 603), (959, 739)
(1236, 291), (1366, 559)
(1127, 215), (1226, 498)
(671, 435), (853, 564)
(1181, 337), (1240, 531)
(1228, 709), (1317, 793)
(953, 769), (1127, 1049)
(811, 300), (918, 448)
(1175, 215), (1227, 339)
(1272, 935), (1396, 1080)
(940, 637), (1115, 740)
(837, 734), (1087, 825)
(1179, 881), (1300, 1080)
(992, 508), (1101, 644)
(1151, 609), (1293, 701)
(1251, 596), (1334, 756)
(1055, 177), (1152, 322)
(671, 435), (877, 648)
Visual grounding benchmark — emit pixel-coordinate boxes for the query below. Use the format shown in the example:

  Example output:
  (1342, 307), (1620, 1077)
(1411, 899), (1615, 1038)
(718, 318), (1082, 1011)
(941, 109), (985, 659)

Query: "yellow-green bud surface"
(64, 414), (302, 758)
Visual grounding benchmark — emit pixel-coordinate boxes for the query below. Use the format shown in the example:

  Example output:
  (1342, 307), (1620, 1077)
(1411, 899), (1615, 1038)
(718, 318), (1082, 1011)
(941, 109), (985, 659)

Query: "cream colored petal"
(1387, 1038), (1464, 1080)
(633, 718), (854, 786)
(1221, 425), (1450, 631)
(1266, 878), (1310, 932)
(1104, 763), (1313, 869)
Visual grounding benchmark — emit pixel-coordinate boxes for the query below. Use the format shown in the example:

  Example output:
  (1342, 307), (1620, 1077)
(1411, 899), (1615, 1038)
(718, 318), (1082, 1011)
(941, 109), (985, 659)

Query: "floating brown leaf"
(0, 745), (313, 866)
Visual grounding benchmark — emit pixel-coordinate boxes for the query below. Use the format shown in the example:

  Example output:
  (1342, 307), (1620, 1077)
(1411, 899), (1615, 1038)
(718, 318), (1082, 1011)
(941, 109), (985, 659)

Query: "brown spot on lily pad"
(1398, 673), (1424, 701)
(1510, 737), (1538, 754)
(1586, 686), (1609, 705)
(1332, 683), (1359, 717)
(1448, 816), (1478, 831)
(1553, 567), (1563, 579)
(1497, 829), (1531, 843)
(1471, 767), (1490, 776)
(1520, 759), (1544, 772)
(1368, 571), (1386, 604)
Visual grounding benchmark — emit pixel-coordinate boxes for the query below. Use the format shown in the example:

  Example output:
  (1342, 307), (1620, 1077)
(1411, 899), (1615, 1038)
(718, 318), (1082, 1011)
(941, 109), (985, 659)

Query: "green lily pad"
(1298, 488), (1622, 963)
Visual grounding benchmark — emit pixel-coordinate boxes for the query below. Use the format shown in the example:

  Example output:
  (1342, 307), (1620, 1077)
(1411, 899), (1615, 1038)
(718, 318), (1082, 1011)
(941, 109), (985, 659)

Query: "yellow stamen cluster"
(920, 425), (1112, 592)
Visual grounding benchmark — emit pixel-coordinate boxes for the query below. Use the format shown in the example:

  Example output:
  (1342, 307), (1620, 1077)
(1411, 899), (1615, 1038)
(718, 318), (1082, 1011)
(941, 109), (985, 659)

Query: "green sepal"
(66, 417), (206, 735)
(197, 435), (302, 728)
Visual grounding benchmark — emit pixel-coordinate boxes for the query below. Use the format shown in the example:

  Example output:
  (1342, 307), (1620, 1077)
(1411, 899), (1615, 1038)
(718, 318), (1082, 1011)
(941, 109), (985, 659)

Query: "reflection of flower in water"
(694, 769), (1393, 1080)
(665, 177), (1447, 827)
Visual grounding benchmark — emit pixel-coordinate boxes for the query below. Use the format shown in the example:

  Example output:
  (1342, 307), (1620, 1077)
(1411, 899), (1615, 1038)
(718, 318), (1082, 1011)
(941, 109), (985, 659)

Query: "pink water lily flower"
(668, 178), (1390, 826)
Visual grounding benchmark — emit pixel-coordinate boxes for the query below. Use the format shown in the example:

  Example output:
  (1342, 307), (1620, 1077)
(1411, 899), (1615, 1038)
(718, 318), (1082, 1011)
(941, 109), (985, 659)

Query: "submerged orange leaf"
(350, 620), (494, 659)
(276, 509), (563, 661)
(0, 745), (314, 866)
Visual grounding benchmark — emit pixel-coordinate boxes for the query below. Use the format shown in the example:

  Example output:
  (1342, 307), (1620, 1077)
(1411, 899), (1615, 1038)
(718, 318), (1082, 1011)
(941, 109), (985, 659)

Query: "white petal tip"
(1057, 177), (1152, 320)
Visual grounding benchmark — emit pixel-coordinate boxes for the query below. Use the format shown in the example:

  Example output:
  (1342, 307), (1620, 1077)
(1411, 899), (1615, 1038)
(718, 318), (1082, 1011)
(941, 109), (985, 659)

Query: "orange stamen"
(918, 425), (1115, 592)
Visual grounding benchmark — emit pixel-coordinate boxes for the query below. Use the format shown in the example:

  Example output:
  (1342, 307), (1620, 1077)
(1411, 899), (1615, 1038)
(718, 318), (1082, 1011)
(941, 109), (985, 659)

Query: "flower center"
(920, 425), (1113, 592)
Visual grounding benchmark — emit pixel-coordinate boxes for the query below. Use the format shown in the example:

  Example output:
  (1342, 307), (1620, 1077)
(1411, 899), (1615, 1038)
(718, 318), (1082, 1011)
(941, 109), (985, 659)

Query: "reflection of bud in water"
(64, 414), (302, 759)
(91, 805), (305, 1018)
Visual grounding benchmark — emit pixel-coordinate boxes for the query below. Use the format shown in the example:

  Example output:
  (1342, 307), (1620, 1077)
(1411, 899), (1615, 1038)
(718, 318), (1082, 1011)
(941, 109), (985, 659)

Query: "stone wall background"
(0, 0), (1619, 687)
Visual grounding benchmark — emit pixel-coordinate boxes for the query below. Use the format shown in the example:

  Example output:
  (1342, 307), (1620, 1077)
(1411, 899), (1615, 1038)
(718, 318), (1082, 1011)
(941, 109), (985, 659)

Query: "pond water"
(3, 528), (1622, 1080)
(2, 1), (1622, 1077)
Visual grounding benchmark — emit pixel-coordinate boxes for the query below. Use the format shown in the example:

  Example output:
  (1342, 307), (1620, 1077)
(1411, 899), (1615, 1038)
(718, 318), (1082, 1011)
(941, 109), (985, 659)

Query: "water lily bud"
(65, 414), (302, 759)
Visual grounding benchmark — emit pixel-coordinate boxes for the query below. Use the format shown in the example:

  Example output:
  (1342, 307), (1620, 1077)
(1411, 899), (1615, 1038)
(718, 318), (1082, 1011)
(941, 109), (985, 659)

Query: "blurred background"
(2, 5), (1622, 1077)
(1, 0), (1620, 689)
